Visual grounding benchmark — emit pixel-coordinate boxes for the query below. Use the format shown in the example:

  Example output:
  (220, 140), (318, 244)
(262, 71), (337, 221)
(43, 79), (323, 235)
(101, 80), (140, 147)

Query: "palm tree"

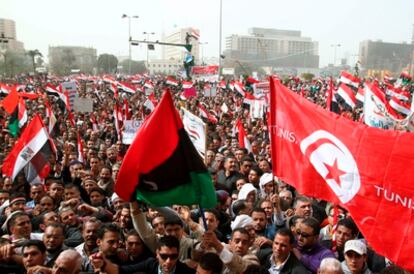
(26, 49), (42, 73)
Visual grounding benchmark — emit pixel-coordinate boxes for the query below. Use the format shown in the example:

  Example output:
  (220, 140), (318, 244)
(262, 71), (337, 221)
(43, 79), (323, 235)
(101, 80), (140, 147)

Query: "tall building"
(48, 46), (97, 74)
(224, 27), (319, 70)
(162, 27), (200, 64)
(0, 18), (25, 52)
(359, 40), (413, 74)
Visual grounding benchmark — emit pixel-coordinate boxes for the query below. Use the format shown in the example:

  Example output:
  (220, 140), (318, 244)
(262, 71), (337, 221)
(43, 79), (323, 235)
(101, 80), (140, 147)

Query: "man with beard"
(199, 227), (260, 274)
(217, 156), (244, 192)
(96, 223), (124, 265)
(75, 218), (101, 272)
(118, 205), (133, 237)
(293, 217), (335, 274)
(97, 167), (114, 196)
(43, 223), (67, 267)
(260, 228), (307, 274)
(59, 207), (83, 248)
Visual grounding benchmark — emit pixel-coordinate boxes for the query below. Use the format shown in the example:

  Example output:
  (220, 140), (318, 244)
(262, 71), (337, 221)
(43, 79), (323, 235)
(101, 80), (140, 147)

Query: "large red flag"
(269, 77), (414, 271)
(115, 90), (216, 208)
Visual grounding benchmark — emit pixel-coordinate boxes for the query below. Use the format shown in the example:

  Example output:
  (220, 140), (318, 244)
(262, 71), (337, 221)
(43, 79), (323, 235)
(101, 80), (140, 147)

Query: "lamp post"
(330, 44), (341, 66)
(143, 31), (155, 68)
(199, 42), (208, 65)
(122, 14), (139, 75)
(218, 0), (223, 77)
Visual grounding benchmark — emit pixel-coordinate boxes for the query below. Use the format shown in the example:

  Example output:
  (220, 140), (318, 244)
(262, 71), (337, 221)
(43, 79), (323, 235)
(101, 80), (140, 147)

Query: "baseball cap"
(344, 240), (367, 255)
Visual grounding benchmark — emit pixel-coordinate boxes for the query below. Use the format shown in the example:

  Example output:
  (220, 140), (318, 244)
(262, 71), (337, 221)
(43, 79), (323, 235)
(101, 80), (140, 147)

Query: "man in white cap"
(341, 240), (372, 274)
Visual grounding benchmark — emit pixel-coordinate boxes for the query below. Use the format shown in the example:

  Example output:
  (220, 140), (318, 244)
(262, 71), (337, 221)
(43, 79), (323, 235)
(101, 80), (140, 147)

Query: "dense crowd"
(0, 72), (411, 274)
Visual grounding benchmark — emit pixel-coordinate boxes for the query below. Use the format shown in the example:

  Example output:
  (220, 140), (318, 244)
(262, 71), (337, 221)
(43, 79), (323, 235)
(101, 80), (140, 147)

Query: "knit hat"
(216, 190), (229, 204)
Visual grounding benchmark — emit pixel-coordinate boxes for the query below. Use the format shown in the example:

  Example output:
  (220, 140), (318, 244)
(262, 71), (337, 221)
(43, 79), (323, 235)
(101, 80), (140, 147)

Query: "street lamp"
(122, 14), (139, 75)
(218, 0), (223, 77)
(143, 31), (155, 68)
(330, 44), (341, 66)
(199, 42), (208, 65)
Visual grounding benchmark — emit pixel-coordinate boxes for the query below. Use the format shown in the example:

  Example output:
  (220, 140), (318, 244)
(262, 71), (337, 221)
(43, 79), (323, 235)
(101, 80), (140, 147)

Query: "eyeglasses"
(159, 253), (179, 260)
(296, 230), (315, 238)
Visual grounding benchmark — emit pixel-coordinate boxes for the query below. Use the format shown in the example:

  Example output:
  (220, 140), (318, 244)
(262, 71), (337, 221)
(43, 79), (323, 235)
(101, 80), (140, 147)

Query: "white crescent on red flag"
(269, 76), (414, 271)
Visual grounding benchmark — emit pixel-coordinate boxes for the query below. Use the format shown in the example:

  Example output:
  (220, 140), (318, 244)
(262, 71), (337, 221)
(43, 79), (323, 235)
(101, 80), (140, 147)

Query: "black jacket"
(119, 257), (195, 274)
(262, 252), (309, 274)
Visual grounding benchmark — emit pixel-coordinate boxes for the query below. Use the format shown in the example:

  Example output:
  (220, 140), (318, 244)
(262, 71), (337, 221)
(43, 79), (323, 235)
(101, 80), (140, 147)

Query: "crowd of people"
(0, 72), (411, 274)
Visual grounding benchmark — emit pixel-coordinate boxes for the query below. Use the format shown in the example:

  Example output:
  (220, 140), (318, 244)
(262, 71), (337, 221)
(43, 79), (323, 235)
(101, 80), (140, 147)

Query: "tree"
(50, 49), (76, 75)
(26, 49), (42, 74)
(0, 50), (31, 77)
(301, 73), (315, 82)
(119, 59), (146, 74)
(97, 54), (118, 74)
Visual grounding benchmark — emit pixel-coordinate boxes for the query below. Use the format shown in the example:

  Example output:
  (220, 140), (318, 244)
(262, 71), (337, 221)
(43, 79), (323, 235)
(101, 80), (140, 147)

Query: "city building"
(48, 46), (97, 74)
(359, 40), (413, 74)
(0, 18), (24, 52)
(223, 27), (319, 72)
(162, 27), (200, 64)
(147, 59), (182, 75)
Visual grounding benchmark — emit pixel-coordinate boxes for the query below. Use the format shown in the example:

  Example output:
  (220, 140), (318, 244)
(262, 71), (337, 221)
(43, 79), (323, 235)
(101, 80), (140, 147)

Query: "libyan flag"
(115, 90), (217, 208)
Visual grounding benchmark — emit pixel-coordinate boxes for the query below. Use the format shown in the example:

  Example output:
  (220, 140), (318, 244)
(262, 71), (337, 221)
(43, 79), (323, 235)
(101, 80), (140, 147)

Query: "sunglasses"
(296, 230), (314, 238)
(159, 253), (179, 260)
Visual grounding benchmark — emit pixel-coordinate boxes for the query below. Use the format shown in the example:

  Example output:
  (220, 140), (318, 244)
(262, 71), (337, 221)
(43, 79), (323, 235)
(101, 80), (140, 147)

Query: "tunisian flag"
(269, 77), (414, 271)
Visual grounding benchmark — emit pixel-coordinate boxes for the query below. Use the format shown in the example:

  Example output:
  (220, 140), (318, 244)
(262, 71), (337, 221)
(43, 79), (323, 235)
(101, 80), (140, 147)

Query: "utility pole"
(143, 31), (155, 68)
(409, 24), (414, 76)
(122, 14), (139, 75)
(218, 0), (223, 78)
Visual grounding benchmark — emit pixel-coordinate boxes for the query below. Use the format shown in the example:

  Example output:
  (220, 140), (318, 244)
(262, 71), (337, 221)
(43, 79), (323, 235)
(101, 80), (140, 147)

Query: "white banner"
(181, 108), (206, 158)
(73, 97), (93, 113)
(363, 85), (395, 129)
(122, 120), (143, 144)
(61, 81), (77, 109)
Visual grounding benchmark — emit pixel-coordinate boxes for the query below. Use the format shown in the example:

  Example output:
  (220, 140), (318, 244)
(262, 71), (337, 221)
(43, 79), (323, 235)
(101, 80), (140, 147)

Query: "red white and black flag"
(2, 114), (56, 184)
(269, 77), (414, 271)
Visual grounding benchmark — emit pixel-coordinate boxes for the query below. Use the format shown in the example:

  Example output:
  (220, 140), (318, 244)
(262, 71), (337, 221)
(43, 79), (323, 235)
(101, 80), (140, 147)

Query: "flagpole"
(199, 206), (208, 231)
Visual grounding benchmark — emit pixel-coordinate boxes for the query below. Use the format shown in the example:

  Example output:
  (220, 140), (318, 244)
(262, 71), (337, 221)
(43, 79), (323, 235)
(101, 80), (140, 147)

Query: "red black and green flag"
(115, 90), (217, 208)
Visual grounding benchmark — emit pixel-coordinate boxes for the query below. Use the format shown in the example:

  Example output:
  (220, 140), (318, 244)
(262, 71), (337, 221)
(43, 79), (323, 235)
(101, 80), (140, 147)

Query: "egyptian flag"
(389, 96), (411, 116)
(235, 118), (252, 153)
(113, 104), (123, 139)
(218, 80), (227, 90)
(198, 102), (218, 124)
(234, 81), (246, 96)
(77, 132), (85, 164)
(166, 77), (179, 87)
(17, 98), (28, 128)
(115, 90), (217, 208)
(44, 101), (57, 134)
(2, 115), (56, 184)
(339, 71), (360, 88)
(123, 98), (131, 120)
(182, 80), (193, 89)
(118, 81), (136, 94)
(143, 93), (158, 112)
(336, 83), (357, 110)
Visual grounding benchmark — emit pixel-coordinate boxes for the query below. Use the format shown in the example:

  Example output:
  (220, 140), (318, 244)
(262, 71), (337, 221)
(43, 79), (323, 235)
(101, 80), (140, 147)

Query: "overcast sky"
(1, 0), (413, 67)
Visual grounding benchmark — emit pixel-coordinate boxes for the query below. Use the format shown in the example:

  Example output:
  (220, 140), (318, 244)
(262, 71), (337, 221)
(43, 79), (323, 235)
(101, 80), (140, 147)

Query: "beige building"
(0, 18), (25, 52)
(162, 27), (200, 64)
(224, 27), (319, 69)
(359, 40), (412, 74)
(147, 59), (182, 75)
